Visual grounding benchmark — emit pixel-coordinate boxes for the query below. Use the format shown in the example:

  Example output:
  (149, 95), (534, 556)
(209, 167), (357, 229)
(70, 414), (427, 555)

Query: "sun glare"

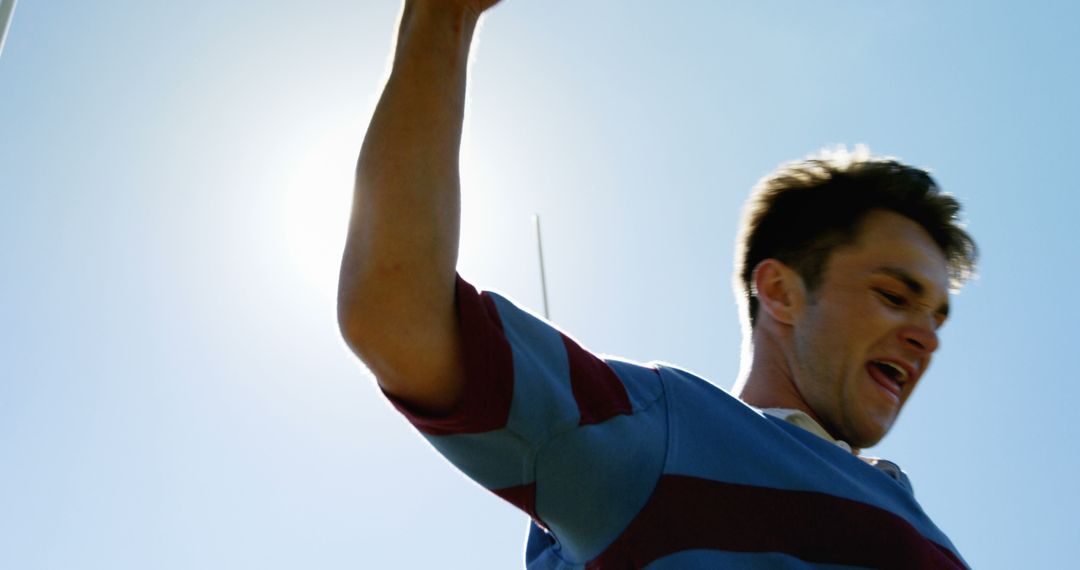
(280, 123), (357, 300)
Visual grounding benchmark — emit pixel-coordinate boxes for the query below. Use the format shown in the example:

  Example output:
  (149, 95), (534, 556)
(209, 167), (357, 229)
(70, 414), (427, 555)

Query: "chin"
(848, 421), (893, 449)
(849, 434), (884, 450)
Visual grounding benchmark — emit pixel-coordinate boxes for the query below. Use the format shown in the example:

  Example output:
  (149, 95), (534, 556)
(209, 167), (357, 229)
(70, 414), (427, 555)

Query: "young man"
(337, 1), (976, 568)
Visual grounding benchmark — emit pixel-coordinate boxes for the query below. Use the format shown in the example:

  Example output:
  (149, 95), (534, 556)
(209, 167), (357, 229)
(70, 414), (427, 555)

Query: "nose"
(900, 320), (939, 354)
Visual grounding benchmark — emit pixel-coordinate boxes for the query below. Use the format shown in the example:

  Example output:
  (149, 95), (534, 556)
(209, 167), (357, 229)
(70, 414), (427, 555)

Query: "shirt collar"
(759, 407), (854, 454)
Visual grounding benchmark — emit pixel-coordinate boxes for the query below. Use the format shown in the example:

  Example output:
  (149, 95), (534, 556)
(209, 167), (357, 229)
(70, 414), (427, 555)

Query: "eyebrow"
(873, 266), (951, 319)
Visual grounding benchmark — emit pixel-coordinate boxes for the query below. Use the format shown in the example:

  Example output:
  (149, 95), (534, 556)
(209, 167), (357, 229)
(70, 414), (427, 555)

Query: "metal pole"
(0, 0), (17, 59)
(532, 214), (551, 320)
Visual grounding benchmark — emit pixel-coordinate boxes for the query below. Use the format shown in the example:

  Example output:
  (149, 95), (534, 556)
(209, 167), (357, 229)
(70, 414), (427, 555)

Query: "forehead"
(827, 210), (951, 295)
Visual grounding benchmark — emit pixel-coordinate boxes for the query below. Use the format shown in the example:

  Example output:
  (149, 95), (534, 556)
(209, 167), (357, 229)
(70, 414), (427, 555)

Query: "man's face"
(791, 209), (951, 449)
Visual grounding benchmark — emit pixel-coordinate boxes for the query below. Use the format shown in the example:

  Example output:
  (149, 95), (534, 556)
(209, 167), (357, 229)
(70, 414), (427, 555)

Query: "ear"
(752, 259), (806, 326)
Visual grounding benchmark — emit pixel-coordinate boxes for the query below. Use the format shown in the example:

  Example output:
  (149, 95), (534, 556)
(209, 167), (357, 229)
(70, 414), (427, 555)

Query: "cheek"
(835, 299), (898, 352)
(806, 304), (871, 360)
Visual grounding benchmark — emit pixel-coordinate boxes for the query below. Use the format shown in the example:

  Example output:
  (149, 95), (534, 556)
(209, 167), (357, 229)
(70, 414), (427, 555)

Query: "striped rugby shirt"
(384, 276), (968, 569)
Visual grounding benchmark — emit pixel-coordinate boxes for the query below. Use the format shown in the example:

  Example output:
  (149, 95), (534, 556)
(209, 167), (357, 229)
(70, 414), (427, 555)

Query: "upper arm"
(337, 2), (484, 415)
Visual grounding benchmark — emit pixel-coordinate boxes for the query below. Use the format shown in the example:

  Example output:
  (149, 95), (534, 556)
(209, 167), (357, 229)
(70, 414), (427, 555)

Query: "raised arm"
(337, 0), (499, 414)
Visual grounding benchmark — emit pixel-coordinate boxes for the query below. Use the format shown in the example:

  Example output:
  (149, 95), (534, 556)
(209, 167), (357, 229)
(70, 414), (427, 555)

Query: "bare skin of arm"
(337, 0), (500, 415)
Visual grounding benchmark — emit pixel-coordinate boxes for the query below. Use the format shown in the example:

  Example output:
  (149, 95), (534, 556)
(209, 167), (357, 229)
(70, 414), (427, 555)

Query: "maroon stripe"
(588, 475), (966, 570)
(562, 333), (633, 426)
(492, 482), (540, 522)
(386, 276), (515, 436)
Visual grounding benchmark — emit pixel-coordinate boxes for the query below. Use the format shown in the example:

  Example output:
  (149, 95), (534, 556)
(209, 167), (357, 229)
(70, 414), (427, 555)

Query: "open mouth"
(867, 360), (907, 398)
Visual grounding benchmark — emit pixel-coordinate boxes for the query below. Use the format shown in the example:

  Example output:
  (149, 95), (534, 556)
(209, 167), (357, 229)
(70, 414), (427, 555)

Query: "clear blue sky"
(2, 1), (1076, 568)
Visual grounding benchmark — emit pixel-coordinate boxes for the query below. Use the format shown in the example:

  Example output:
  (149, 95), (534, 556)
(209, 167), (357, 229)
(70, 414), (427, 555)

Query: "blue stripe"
(490, 293), (583, 442)
(656, 365), (962, 557)
(534, 394), (667, 563)
(423, 291), (582, 492)
(605, 357), (664, 412)
(427, 429), (534, 490)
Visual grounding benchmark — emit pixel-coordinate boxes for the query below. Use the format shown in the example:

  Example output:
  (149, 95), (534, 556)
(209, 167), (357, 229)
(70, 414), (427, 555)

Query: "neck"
(734, 323), (823, 425)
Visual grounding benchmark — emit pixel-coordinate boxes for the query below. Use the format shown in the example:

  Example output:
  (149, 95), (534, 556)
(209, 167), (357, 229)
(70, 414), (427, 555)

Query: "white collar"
(759, 407), (854, 454)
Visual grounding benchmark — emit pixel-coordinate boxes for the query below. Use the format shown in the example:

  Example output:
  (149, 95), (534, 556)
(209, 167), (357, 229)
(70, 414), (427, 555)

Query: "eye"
(874, 288), (907, 307)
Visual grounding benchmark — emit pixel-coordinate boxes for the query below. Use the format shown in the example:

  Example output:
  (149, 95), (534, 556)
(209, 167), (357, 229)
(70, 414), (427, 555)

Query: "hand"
(411, 0), (503, 18)
(469, 0), (503, 13)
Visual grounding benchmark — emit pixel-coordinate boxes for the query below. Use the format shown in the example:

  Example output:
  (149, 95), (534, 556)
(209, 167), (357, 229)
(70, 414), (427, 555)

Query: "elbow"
(336, 250), (384, 354)
(337, 285), (373, 357)
(335, 273), (400, 366)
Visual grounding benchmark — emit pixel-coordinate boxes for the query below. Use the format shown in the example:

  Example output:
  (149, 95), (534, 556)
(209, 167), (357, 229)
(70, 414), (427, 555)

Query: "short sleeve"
(383, 275), (667, 563)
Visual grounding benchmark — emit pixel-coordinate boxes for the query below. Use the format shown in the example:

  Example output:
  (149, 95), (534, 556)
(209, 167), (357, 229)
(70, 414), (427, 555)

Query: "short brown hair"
(735, 147), (978, 328)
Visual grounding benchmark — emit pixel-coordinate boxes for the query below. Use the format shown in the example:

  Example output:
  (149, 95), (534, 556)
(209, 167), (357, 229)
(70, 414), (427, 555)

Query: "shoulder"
(649, 362), (742, 406)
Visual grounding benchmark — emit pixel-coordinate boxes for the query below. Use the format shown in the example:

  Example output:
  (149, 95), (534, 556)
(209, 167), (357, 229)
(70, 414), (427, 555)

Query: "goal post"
(0, 0), (17, 59)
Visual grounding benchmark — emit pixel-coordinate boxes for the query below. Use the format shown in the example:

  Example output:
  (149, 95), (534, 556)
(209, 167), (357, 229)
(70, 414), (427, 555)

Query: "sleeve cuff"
(383, 274), (515, 436)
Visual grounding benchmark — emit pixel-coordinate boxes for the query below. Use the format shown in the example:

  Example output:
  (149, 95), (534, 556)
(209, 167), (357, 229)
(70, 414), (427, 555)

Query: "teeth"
(875, 361), (908, 382)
